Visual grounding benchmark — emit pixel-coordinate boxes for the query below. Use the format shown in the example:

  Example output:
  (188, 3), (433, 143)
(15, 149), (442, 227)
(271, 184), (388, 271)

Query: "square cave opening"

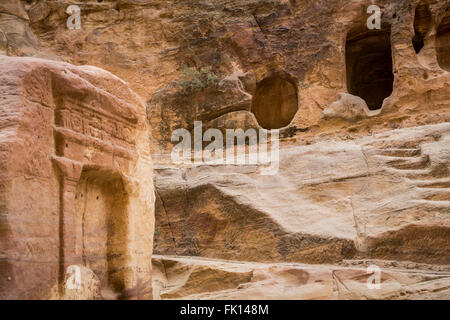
(75, 169), (129, 293)
(345, 27), (394, 110)
(437, 12), (450, 71)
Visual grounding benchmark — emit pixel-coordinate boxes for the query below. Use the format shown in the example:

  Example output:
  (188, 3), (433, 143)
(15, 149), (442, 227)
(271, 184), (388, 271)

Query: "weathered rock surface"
(153, 255), (450, 300)
(154, 123), (450, 265)
(0, 55), (154, 299)
(62, 265), (102, 300)
(0, 0), (40, 56)
(0, 0), (449, 300)
(321, 93), (373, 121)
(1, 0), (445, 151)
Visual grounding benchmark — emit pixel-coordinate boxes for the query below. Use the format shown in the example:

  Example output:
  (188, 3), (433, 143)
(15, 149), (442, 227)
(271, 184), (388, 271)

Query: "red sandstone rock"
(0, 0), (449, 300)
(0, 56), (154, 299)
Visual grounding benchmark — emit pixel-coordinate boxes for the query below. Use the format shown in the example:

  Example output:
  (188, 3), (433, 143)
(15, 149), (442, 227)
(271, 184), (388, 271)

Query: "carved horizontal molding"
(55, 107), (136, 146)
(51, 155), (82, 181)
(54, 127), (138, 161)
(56, 97), (138, 125)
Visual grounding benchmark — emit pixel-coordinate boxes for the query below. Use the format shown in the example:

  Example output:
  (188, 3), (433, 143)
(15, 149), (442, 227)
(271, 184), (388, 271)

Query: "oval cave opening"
(345, 26), (394, 110)
(412, 3), (432, 54)
(251, 73), (298, 130)
(437, 12), (450, 71)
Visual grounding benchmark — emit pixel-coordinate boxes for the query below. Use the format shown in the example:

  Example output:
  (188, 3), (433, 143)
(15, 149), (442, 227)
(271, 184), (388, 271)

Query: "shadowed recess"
(251, 73), (298, 130)
(412, 3), (432, 54)
(437, 11), (450, 71)
(346, 26), (394, 110)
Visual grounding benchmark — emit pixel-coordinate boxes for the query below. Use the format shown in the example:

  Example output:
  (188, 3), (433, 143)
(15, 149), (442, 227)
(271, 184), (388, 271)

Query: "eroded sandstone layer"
(154, 124), (450, 264)
(152, 255), (449, 299)
(0, 0), (449, 299)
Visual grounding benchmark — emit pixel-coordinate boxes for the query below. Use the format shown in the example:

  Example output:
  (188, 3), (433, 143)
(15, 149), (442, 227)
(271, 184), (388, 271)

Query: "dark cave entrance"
(437, 12), (450, 71)
(345, 27), (394, 110)
(412, 3), (432, 54)
(75, 169), (129, 293)
(251, 73), (298, 129)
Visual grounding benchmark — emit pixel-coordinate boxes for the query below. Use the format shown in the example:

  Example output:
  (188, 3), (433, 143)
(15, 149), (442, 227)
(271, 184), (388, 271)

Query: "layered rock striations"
(0, 55), (154, 299)
(0, 0), (449, 299)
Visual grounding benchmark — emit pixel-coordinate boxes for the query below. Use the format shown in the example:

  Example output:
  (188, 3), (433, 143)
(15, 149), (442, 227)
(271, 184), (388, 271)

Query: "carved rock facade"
(0, 56), (154, 299)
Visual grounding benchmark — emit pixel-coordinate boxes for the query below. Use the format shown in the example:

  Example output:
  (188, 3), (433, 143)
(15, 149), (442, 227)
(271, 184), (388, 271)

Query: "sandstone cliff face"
(152, 255), (449, 300)
(0, 0), (449, 299)
(14, 0), (450, 151)
(154, 123), (450, 263)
